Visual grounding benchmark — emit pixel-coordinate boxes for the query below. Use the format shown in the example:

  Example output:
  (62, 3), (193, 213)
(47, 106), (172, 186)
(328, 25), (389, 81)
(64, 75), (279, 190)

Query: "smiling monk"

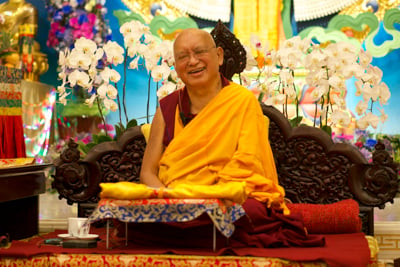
(140, 28), (287, 208)
(105, 28), (325, 249)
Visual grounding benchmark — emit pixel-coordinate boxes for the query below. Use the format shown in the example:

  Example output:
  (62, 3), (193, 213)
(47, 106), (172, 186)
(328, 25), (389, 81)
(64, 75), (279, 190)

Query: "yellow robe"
(159, 83), (287, 210)
(101, 83), (288, 213)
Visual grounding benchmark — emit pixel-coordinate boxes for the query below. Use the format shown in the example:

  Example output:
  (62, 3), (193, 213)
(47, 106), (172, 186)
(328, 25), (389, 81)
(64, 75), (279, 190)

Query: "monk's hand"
(221, 199), (233, 207)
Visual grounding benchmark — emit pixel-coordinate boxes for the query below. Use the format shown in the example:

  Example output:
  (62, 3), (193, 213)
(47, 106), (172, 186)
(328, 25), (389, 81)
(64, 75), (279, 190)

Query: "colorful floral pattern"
(46, 0), (112, 52)
(88, 198), (245, 238)
(0, 253), (379, 266)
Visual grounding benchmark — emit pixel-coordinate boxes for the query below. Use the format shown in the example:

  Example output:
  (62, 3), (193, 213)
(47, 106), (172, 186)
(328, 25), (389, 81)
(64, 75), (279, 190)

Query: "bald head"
(173, 28), (216, 54)
(172, 27), (224, 90)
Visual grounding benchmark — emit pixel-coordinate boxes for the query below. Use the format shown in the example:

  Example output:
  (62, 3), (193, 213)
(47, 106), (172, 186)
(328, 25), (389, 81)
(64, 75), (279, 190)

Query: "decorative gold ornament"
(0, 0), (48, 81)
(340, 0), (400, 20)
(121, 0), (187, 23)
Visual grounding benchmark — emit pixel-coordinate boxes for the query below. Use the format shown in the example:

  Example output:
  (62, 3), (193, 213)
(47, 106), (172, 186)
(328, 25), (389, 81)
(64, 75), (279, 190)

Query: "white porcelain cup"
(68, 217), (90, 237)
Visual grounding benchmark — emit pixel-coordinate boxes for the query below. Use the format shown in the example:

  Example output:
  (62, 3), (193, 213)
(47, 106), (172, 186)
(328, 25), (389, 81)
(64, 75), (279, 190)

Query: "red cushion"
(286, 199), (362, 234)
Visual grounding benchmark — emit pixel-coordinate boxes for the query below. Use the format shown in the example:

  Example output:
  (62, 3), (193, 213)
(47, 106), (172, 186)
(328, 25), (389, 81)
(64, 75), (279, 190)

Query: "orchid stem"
(147, 74), (151, 123)
(123, 53), (128, 125)
(96, 97), (108, 137)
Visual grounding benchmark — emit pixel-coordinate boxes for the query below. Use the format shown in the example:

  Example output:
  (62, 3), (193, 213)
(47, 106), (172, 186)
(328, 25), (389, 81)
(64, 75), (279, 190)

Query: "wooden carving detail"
(262, 103), (399, 209)
(210, 20), (247, 80)
(53, 126), (145, 205)
(349, 141), (399, 208)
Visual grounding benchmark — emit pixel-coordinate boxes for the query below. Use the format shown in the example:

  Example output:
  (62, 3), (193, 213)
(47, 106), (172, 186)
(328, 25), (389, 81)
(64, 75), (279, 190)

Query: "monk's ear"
(216, 47), (224, 66)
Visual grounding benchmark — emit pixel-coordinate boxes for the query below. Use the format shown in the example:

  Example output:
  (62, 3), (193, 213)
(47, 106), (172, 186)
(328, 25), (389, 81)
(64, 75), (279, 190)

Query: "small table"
(88, 198), (246, 250)
(0, 163), (51, 240)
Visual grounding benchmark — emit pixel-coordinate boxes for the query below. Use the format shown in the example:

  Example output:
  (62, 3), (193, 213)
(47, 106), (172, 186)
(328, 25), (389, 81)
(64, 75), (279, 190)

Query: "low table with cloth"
(87, 198), (246, 250)
(49, 22), (400, 266)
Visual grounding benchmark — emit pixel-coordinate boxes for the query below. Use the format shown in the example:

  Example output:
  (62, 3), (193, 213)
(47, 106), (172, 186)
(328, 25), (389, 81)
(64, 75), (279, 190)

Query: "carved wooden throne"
(52, 21), (400, 236)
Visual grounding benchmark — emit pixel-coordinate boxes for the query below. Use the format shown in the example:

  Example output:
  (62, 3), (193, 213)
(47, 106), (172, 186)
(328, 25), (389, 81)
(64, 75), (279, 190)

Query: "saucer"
(57, 234), (99, 240)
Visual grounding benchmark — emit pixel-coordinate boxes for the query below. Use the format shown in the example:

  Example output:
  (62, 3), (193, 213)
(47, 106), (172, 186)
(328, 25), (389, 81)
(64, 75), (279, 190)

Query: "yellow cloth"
(233, 0), (284, 50)
(100, 182), (158, 199)
(158, 83), (287, 212)
(140, 123), (151, 143)
(100, 181), (247, 204)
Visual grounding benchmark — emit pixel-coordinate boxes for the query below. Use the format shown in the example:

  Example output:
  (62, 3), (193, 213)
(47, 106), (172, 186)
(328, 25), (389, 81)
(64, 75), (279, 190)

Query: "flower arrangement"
(46, 0), (112, 52)
(57, 19), (179, 142)
(241, 35), (391, 135)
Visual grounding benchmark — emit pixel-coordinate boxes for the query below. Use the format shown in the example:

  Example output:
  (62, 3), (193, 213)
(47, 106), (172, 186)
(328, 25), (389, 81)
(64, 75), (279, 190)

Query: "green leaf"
(115, 123), (125, 138)
(257, 92), (265, 103)
(289, 116), (303, 127)
(85, 142), (98, 151)
(91, 134), (100, 144)
(126, 119), (138, 129)
(77, 141), (90, 156)
(321, 125), (332, 136)
(96, 134), (113, 143)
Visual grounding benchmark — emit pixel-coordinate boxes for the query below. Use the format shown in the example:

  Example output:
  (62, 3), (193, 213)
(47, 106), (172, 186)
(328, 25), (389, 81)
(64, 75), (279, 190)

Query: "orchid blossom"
(244, 34), (391, 133)
(57, 19), (179, 138)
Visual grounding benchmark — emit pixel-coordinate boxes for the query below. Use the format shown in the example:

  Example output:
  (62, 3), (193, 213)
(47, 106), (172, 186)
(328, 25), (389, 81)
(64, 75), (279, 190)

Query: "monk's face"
(173, 29), (223, 89)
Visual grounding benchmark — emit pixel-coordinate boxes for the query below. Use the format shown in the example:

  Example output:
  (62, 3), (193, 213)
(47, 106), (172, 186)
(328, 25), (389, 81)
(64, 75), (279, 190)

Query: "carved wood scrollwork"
(262, 103), (399, 209)
(349, 141), (399, 208)
(53, 127), (146, 205)
(210, 20), (247, 80)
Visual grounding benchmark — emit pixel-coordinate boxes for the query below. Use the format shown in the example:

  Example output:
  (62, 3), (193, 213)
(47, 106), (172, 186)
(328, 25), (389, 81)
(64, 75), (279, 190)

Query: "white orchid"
(246, 33), (391, 133)
(304, 50), (326, 70)
(378, 82), (390, 105)
(310, 86), (326, 102)
(68, 70), (90, 88)
(157, 81), (177, 99)
(365, 112), (380, 129)
(103, 98), (118, 112)
(100, 67), (121, 83)
(151, 62), (171, 82)
(355, 100), (368, 116)
(58, 91), (70, 105)
(331, 110), (351, 127)
(328, 75), (346, 92)
(356, 116), (369, 130)
(103, 41), (124, 65)
(265, 94), (286, 105)
(74, 37), (97, 55)
(67, 49), (92, 70)
(358, 49), (373, 68)
(84, 93), (97, 107)
(243, 45), (258, 71)
(378, 108), (388, 123)
(56, 19), (179, 137)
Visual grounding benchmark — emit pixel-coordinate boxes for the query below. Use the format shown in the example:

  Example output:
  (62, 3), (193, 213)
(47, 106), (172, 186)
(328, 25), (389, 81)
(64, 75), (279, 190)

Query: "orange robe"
(159, 83), (287, 212)
(101, 83), (288, 213)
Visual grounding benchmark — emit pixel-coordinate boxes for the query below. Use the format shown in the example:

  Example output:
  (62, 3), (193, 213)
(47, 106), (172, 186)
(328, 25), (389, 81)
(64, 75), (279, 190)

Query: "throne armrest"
(52, 126), (146, 207)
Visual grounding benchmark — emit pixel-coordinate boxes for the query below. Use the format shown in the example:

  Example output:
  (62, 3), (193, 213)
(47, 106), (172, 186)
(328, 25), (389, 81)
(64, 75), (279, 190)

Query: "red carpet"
(0, 226), (370, 267)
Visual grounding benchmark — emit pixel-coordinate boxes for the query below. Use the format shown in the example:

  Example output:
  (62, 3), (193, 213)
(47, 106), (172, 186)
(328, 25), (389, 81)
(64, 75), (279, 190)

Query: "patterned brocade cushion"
(286, 199), (362, 234)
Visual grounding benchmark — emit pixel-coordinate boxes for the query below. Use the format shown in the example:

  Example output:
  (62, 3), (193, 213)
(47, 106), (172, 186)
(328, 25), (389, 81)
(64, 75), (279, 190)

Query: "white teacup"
(68, 217), (90, 237)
